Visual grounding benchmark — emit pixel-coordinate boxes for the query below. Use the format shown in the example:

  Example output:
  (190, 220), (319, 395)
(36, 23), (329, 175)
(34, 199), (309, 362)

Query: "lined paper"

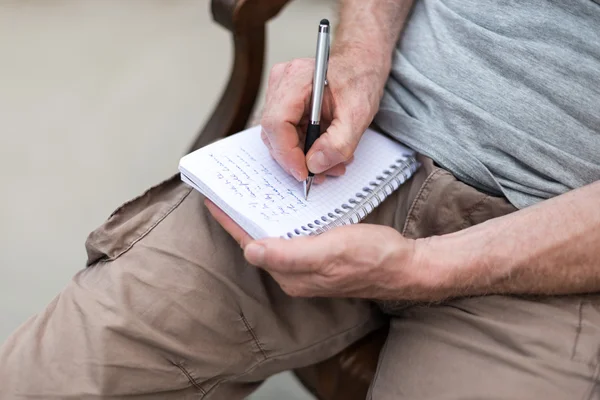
(179, 125), (416, 238)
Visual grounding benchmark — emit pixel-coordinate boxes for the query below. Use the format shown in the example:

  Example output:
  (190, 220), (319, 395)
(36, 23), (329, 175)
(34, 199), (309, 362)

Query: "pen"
(304, 18), (330, 200)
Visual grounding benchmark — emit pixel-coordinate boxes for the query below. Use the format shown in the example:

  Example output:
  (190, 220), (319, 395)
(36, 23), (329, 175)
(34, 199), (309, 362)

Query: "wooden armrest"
(212, 0), (293, 33)
(189, 0), (293, 151)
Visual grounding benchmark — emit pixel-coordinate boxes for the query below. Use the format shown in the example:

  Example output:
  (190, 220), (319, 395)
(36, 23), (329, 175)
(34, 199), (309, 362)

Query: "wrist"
(414, 225), (516, 300)
(411, 233), (486, 301)
(331, 41), (390, 65)
(385, 236), (456, 302)
(407, 237), (452, 301)
(330, 43), (391, 85)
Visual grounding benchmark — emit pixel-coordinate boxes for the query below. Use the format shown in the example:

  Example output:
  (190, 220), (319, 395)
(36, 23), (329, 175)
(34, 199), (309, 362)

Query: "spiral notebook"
(179, 125), (419, 239)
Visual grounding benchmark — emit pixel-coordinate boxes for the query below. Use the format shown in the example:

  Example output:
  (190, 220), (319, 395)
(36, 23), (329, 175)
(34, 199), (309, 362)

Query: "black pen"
(304, 19), (330, 200)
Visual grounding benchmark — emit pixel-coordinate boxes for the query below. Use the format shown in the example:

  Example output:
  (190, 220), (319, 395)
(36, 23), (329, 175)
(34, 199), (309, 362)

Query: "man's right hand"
(260, 51), (389, 183)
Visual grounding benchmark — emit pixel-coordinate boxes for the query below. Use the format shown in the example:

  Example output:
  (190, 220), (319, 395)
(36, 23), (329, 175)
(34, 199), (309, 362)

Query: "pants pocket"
(84, 173), (192, 266)
(572, 294), (600, 366)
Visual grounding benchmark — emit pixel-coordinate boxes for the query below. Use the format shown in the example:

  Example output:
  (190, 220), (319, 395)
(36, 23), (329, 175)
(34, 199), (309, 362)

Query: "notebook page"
(179, 125), (415, 238)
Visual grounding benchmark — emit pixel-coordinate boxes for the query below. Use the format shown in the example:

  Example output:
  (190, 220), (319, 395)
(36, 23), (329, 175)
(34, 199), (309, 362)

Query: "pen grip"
(304, 123), (321, 176)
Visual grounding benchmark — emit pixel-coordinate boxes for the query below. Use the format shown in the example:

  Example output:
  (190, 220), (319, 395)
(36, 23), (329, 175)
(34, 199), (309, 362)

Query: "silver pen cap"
(309, 19), (330, 124)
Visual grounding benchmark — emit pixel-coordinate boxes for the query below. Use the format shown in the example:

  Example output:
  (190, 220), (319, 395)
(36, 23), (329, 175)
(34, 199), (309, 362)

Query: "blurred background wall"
(0, 1), (338, 398)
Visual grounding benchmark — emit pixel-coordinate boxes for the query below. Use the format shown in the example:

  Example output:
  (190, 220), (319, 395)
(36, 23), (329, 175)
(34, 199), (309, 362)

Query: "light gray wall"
(0, 1), (337, 398)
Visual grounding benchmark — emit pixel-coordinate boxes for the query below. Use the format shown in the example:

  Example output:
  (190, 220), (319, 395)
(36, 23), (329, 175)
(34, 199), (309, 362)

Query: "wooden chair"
(190, 1), (388, 399)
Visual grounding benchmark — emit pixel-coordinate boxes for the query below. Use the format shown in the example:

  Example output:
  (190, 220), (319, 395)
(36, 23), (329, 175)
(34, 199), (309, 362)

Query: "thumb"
(243, 236), (324, 273)
(306, 119), (361, 174)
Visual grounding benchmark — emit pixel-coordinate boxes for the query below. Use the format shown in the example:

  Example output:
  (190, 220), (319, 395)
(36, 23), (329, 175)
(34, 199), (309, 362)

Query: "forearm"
(333, 0), (414, 85)
(422, 181), (600, 299)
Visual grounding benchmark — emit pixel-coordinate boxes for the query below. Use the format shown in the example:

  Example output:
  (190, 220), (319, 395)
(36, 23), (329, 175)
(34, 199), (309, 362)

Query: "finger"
(268, 271), (318, 298)
(305, 116), (364, 174)
(260, 128), (273, 152)
(323, 162), (346, 177)
(244, 236), (319, 273)
(261, 59), (315, 181)
(266, 62), (286, 94)
(205, 199), (252, 247)
(243, 231), (344, 274)
(315, 159), (351, 185)
(314, 174), (326, 185)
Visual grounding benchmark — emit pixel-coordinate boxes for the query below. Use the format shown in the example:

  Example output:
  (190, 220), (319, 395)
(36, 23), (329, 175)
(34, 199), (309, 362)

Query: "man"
(1, 0), (599, 398)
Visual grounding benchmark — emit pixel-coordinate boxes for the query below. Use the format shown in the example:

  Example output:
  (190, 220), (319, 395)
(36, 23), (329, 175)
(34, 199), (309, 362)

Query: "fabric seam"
(200, 316), (380, 397)
(366, 325), (392, 400)
(401, 168), (444, 236)
(172, 361), (207, 395)
(583, 362), (599, 400)
(240, 312), (268, 360)
(459, 195), (491, 230)
(572, 299), (585, 361)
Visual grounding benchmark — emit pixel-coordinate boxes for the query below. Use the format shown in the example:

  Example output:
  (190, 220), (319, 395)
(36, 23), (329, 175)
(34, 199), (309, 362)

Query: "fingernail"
(244, 243), (265, 265)
(290, 168), (302, 181)
(308, 151), (329, 172)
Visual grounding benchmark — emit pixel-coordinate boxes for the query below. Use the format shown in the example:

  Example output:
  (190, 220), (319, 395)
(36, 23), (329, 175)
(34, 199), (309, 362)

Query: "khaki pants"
(1, 157), (598, 399)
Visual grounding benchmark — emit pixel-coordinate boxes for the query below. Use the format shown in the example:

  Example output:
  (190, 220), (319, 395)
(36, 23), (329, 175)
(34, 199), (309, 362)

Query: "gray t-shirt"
(374, 0), (600, 208)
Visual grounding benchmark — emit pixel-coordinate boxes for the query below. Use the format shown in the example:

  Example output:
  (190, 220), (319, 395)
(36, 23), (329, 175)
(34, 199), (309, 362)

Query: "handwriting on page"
(208, 150), (308, 222)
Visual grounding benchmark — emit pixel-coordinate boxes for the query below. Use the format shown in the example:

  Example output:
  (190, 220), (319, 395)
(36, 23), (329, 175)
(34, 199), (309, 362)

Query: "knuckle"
(285, 59), (300, 74)
(269, 62), (286, 83)
(260, 129), (271, 145)
(260, 116), (271, 132)
(285, 58), (310, 75)
(268, 149), (278, 162)
(265, 250), (287, 269)
(281, 283), (300, 297)
(348, 104), (370, 126)
(260, 113), (276, 132)
(358, 106), (372, 122)
(331, 137), (355, 161)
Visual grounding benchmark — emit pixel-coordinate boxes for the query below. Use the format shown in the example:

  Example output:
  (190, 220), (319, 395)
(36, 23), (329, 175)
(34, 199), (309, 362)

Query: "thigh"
(0, 175), (385, 399)
(370, 294), (600, 400)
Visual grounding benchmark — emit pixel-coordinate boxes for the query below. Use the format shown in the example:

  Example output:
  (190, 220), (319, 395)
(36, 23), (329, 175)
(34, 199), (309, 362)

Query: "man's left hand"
(206, 199), (438, 300)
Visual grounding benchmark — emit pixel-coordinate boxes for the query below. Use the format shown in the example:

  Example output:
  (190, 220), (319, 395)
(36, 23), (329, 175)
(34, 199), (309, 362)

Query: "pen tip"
(304, 177), (313, 201)
(320, 19), (329, 26)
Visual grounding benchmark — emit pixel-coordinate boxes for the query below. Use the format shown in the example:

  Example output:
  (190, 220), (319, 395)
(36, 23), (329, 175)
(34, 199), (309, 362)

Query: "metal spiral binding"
(283, 156), (419, 238)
